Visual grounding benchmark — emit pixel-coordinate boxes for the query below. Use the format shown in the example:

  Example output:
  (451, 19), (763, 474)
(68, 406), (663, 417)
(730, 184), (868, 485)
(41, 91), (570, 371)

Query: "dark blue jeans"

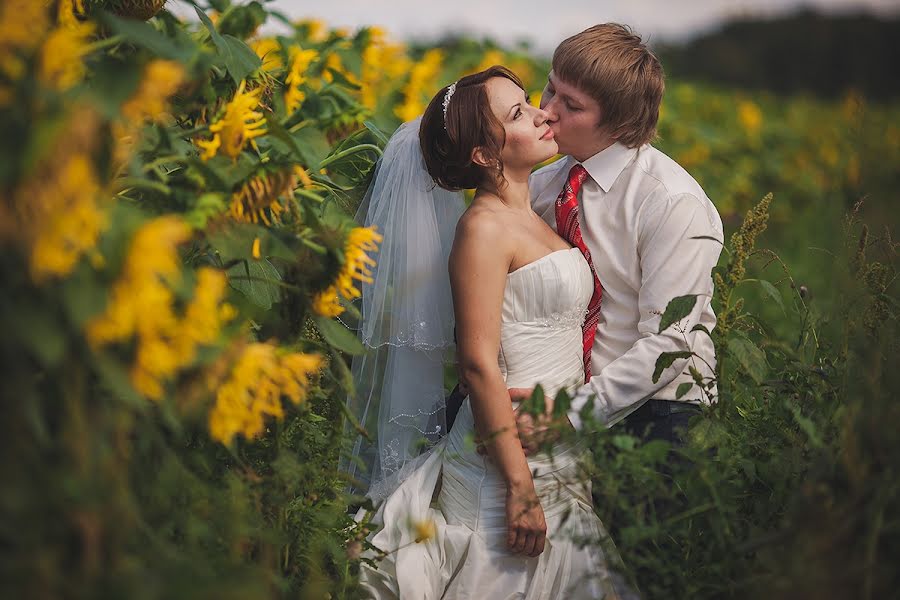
(621, 399), (701, 447)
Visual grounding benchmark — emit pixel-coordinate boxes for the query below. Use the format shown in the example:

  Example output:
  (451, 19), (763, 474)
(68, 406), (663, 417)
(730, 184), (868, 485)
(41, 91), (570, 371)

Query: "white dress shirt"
(530, 142), (724, 429)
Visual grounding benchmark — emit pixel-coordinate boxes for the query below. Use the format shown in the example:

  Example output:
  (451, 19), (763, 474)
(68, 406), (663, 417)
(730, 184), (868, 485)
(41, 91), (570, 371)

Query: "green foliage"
(557, 195), (899, 599)
(1, 3), (897, 599)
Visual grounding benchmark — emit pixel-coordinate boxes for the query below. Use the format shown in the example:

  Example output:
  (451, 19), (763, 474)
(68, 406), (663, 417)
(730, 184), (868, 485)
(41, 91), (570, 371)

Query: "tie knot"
(567, 164), (589, 193)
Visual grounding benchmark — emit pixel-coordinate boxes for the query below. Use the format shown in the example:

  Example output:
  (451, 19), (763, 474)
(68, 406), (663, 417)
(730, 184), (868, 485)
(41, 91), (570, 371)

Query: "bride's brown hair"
(419, 65), (526, 191)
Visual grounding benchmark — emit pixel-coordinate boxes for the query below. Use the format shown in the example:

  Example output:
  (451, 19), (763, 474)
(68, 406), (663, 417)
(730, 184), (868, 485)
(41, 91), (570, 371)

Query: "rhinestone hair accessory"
(441, 81), (458, 129)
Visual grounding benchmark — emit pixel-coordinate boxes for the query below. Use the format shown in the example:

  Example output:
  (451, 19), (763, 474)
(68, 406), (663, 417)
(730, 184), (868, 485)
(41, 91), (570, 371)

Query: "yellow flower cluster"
(121, 60), (186, 123)
(86, 217), (236, 399)
(40, 0), (95, 92)
(115, 59), (186, 167)
(319, 51), (358, 88)
(295, 18), (329, 43)
(230, 165), (312, 225)
(737, 100), (763, 137)
(208, 342), (323, 444)
(0, 0), (48, 103)
(395, 49), (444, 123)
(470, 49), (505, 75)
(284, 46), (319, 114)
(250, 38), (283, 71)
(0, 0), (93, 102)
(57, 0), (87, 28)
(4, 104), (106, 282)
(196, 80), (267, 161)
(24, 154), (106, 282)
(360, 27), (410, 110)
(412, 518), (437, 543)
(312, 226), (382, 317)
(0, 0), (47, 52)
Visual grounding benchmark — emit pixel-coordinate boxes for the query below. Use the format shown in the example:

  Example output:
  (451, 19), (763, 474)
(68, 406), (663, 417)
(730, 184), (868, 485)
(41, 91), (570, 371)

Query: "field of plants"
(1, 2), (897, 599)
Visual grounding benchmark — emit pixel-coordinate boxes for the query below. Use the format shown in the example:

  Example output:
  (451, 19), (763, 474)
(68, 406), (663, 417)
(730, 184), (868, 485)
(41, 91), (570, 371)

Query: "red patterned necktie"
(555, 164), (602, 382)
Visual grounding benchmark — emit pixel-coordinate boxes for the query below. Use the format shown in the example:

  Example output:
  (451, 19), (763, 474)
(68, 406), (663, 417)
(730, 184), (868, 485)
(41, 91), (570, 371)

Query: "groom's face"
(540, 72), (608, 161)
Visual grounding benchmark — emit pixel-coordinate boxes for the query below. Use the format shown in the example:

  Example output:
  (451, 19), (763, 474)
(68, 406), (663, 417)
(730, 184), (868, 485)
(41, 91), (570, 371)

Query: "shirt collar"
(576, 142), (638, 193)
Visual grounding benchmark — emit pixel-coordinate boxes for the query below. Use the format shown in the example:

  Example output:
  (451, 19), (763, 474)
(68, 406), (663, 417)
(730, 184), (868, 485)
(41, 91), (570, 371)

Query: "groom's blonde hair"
(553, 23), (664, 148)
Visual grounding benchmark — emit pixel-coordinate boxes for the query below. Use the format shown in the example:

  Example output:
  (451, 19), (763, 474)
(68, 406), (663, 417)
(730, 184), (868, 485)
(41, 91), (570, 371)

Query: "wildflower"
(677, 142), (711, 170)
(86, 217), (190, 397)
(471, 49), (505, 74)
(113, 60), (186, 166)
(38, 17), (95, 91)
(87, 217), (235, 399)
(230, 168), (303, 225)
(319, 51), (358, 88)
(395, 49), (444, 122)
(120, 60), (186, 122)
(295, 18), (328, 43)
(250, 37), (282, 71)
(506, 58), (535, 89)
(57, 0), (87, 28)
(0, 0), (48, 52)
(111, 0), (166, 21)
(737, 100), (763, 137)
(312, 226), (382, 317)
(335, 226), (381, 300)
(208, 342), (323, 445)
(0, 1), (47, 101)
(359, 37), (409, 109)
(86, 217), (190, 346)
(293, 165), (314, 189)
(195, 134), (220, 160)
(175, 268), (234, 360)
(311, 284), (343, 317)
(726, 193), (772, 287)
(22, 154), (106, 282)
(412, 518), (437, 543)
(367, 26), (388, 41)
(284, 46), (319, 114)
(196, 80), (267, 161)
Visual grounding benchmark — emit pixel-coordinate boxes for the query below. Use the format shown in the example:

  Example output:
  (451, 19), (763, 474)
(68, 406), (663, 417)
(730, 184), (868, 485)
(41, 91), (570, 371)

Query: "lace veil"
(341, 117), (465, 503)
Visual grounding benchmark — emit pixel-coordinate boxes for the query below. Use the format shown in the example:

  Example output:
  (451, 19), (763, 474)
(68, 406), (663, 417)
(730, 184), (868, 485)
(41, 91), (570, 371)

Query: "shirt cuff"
(566, 385), (595, 431)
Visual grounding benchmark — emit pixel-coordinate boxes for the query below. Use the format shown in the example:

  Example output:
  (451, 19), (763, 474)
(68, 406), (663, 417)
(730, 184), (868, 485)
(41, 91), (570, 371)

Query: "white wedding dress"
(358, 247), (634, 599)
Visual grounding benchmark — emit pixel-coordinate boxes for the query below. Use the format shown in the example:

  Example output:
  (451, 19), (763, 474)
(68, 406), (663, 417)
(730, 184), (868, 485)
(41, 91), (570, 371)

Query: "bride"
(344, 66), (634, 599)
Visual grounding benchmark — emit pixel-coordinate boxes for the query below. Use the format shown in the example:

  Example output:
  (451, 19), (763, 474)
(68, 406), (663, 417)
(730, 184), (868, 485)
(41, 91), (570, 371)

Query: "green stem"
(141, 155), (190, 173)
(113, 177), (172, 195)
(294, 189), (325, 204)
(318, 144), (382, 169)
(84, 34), (125, 54)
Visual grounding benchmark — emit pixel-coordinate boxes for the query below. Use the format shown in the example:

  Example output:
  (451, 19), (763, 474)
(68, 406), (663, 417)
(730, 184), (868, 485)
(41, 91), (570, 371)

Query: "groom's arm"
(568, 191), (724, 430)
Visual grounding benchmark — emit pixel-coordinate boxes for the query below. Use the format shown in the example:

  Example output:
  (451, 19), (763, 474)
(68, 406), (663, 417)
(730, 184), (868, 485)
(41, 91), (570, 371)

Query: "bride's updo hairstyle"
(419, 65), (526, 191)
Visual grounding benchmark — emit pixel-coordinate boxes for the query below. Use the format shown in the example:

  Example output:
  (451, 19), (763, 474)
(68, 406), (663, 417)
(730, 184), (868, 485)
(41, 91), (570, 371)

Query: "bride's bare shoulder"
(454, 202), (510, 248)
(450, 203), (514, 268)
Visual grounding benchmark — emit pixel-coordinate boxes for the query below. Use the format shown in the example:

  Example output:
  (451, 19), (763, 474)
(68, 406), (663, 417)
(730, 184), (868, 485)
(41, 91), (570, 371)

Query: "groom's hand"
(508, 388), (560, 455)
(475, 388), (565, 457)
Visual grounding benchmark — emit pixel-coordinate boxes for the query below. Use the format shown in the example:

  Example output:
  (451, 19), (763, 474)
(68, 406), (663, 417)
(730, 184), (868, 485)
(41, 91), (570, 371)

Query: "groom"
(508, 23), (724, 448)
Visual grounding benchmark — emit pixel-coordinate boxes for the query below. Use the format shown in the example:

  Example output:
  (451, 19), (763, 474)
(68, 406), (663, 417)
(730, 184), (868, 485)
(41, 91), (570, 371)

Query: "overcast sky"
(171, 0), (898, 55)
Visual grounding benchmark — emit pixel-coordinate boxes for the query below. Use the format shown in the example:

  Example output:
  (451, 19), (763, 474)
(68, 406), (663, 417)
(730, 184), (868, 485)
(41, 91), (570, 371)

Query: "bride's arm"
(449, 213), (546, 556)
